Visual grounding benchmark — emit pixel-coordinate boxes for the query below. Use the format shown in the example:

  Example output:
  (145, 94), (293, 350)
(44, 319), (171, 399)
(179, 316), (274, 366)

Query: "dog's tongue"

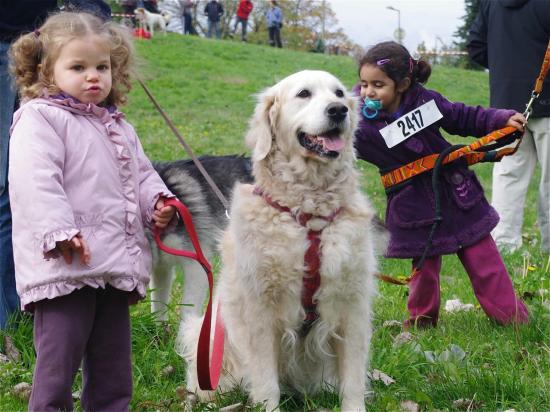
(319, 135), (345, 151)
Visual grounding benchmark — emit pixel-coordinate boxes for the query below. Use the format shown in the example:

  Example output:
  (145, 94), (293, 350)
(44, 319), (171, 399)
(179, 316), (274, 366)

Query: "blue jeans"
(207, 20), (221, 39)
(0, 41), (20, 329)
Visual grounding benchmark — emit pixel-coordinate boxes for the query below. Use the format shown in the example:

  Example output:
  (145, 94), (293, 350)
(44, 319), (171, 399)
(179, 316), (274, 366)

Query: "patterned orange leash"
(381, 39), (550, 193)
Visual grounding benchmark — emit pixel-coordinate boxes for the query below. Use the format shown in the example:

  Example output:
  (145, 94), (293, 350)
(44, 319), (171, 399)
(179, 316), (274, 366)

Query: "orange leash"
(381, 127), (521, 190)
(381, 39), (550, 193)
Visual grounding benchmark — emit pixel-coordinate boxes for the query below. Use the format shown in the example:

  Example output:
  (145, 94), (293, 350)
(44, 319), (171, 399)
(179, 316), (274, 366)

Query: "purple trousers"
(29, 286), (132, 412)
(407, 235), (529, 327)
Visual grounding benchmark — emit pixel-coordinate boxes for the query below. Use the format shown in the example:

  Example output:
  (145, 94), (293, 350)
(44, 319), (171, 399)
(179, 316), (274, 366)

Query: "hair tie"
(34, 29), (41, 37)
(409, 57), (415, 73)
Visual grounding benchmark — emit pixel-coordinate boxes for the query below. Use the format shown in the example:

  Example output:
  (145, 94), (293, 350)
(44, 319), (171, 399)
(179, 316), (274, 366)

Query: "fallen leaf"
(4, 336), (21, 363)
(400, 400), (419, 412)
(369, 369), (395, 386)
(219, 403), (244, 412)
(161, 365), (175, 377)
(452, 398), (484, 410)
(11, 382), (32, 401)
(444, 299), (474, 313)
(383, 320), (402, 328)
(393, 332), (413, 345)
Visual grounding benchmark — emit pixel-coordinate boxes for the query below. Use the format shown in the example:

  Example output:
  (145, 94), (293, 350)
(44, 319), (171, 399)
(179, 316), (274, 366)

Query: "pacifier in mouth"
(362, 98), (382, 119)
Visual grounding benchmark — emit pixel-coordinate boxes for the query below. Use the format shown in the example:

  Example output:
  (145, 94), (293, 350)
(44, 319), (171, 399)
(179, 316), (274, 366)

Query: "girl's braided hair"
(358, 41), (432, 86)
(9, 11), (134, 106)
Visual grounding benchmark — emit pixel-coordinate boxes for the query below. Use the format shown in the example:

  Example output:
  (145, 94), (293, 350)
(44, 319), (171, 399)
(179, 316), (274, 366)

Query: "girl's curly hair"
(9, 11), (134, 107)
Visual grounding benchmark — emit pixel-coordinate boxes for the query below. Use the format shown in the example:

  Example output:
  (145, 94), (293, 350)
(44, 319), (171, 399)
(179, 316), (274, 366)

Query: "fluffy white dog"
(134, 7), (172, 36)
(181, 70), (380, 412)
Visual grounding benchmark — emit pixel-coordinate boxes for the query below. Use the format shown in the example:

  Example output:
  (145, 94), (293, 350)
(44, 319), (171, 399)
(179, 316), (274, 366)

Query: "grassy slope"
(1, 34), (548, 411)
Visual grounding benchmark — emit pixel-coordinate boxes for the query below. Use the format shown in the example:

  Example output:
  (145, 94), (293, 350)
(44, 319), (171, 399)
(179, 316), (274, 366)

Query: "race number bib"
(379, 99), (443, 148)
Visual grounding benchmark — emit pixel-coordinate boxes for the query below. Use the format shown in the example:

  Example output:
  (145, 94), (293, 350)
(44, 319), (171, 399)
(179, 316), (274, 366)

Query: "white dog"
(180, 70), (380, 411)
(134, 7), (172, 36)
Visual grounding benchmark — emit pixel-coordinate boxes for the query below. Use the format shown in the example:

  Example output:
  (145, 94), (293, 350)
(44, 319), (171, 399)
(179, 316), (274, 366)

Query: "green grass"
(1, 34), (549, 411)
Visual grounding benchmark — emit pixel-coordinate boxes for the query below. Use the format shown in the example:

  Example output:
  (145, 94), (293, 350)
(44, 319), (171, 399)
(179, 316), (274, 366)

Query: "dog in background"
(134, 7), (172, 36)
(149, 155), (253, 323)
(180, 70), (381, 411)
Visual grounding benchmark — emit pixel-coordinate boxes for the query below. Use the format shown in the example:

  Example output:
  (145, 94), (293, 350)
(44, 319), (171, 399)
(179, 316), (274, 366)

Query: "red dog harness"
(253, 187), (342, 334)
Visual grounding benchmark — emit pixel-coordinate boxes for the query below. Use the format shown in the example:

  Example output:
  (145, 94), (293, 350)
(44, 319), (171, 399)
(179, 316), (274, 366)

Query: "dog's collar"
(253, 186), (342, 335)
(252, 187), (342, 228)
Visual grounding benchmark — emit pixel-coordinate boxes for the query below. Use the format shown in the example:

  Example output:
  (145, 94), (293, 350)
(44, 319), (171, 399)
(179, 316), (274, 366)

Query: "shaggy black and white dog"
(149, 155), (253, 323)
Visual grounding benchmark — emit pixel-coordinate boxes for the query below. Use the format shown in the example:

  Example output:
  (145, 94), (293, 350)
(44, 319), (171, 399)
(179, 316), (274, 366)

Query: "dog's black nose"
(325, 103), (348, 122)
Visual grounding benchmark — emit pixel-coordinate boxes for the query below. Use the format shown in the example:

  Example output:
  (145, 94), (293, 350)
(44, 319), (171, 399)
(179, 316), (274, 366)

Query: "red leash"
(153, 198), (224, 390)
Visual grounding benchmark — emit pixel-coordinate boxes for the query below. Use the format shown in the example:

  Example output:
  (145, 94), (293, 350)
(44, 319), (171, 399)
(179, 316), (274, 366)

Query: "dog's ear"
(245, 86), (279, 162)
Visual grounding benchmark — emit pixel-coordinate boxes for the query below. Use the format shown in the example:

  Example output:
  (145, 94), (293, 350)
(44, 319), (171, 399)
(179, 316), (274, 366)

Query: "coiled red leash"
(153, 198), (224, 390)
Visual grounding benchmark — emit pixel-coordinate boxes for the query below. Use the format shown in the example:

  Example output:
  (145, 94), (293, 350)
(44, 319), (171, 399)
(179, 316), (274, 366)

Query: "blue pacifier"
(362, 98), (382, 119)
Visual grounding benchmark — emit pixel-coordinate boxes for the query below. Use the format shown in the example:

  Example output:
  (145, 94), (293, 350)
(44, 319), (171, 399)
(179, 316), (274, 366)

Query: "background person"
(181, 0), (196, 35)
(266, 0), (283, 48)
(204, 0), (224, 39)
(9, 11), (174, 410)
(467, 0), (550, 253)
(354, 41), (529, 328)
(231, 0), (253, 42)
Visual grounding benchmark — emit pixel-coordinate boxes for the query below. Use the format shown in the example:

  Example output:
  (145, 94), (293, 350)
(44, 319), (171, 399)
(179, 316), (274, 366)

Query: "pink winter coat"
(8, 96), (174, 309)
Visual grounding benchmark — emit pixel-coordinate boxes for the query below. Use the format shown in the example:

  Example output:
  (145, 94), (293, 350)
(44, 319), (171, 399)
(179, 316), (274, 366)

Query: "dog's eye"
(335, 89), (344, 98)
(297, 89), (311, 98)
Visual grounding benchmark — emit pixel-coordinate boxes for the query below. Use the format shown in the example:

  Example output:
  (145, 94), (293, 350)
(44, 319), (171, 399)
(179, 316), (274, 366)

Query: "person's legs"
(274, 26), (282, 48)
(458, 235), (529, 325)
(405, 256), (442, 327)
(241, 18), (248, 41)
(231, 18), (239, 35)
(268, 26), (275, 46)
(29, 288), (96, 412)
(491, 129), (536, 252)
(81, 286), (132, 411)
(0, 41), (19, 330)
(530, 117), (550, 252)
(207, 20), (213, 38)
(215, 21), (221, 39)
(184, 13), (192, 34)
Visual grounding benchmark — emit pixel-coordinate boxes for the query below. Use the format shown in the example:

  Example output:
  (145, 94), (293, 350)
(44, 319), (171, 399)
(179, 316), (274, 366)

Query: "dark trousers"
(29, 286), (133, 412)
(268, 26), (282, 48)
(183, 13), (195, 34)
(233, 17), (248, 40)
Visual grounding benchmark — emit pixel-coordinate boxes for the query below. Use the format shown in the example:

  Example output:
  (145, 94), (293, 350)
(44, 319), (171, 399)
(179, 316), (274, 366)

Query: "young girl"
(355, 41), (529, 328)
(9, 12), (176, 410)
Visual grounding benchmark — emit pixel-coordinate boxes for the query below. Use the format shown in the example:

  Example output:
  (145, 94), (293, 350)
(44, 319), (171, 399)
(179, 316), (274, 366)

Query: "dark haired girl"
(355, 41), (528, 328)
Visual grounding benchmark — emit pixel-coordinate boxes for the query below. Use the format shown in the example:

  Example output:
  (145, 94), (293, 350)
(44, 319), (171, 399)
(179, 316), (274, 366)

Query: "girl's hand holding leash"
(56, 233), (91, 265)
(153, 197), (177, 228)
(506, 112), (526, 132)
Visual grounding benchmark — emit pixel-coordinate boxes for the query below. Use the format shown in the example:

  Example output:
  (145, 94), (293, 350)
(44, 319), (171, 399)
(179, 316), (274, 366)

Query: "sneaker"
(403, 316), (437, 329)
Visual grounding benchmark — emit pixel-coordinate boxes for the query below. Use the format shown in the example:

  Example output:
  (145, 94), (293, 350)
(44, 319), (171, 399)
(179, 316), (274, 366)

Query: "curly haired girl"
(9, 11), (175, 410)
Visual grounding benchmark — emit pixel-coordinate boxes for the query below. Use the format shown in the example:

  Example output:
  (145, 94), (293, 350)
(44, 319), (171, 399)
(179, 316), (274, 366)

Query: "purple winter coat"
(355, 84), (515, 258)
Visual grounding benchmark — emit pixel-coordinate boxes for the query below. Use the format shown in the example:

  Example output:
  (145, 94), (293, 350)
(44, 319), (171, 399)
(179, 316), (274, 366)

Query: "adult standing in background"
(468, 0), (550, 253)
(0, 0), (111, 332)
(266, 0), (283, 48)
(204, 0), (224, 39)
(181, 0), (196, 35)
(231, 0), (253, 42)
